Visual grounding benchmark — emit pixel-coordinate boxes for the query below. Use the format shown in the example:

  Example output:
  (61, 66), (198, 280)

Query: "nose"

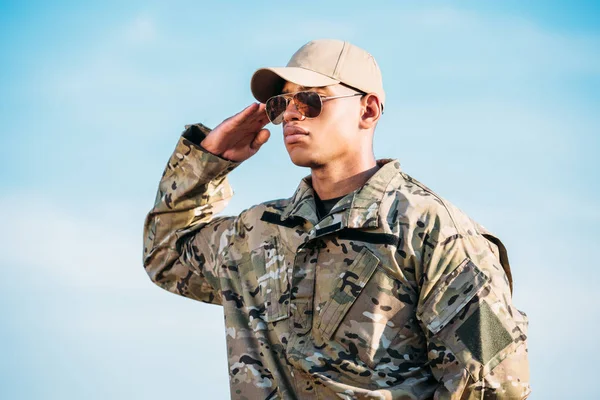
(282, 97), (305, 124)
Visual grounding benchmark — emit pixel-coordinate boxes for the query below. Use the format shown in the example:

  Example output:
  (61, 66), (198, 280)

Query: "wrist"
(199, 136), (222, 156)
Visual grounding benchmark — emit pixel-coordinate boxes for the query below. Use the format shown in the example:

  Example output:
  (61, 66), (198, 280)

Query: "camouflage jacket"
(143, 124), (531, 400)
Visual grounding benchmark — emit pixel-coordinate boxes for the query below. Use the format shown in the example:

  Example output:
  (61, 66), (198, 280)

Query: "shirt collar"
(281, 159), (402, 232)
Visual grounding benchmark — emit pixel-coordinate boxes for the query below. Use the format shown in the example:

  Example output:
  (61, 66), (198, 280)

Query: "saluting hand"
(201, 103), (271, 162)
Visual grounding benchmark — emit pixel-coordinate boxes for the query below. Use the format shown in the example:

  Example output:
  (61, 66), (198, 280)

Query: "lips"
(283, 125), (309, 145)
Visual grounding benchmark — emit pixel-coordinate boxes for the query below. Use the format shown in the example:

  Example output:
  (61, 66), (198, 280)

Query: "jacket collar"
(281, 159), (401, 234)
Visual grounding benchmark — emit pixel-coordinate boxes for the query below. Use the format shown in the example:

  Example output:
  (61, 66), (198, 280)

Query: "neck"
(310, 154), (379, 200)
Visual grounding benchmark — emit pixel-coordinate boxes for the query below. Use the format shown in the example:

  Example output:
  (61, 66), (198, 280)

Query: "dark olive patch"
(456, 301), (512, 365)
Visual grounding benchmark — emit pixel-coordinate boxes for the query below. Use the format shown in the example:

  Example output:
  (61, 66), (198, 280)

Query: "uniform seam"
(332, 41), (347, 78)
(401, 173), (462, 234)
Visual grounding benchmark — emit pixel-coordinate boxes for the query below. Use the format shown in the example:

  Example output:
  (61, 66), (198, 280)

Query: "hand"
(201, 103), (270, 162)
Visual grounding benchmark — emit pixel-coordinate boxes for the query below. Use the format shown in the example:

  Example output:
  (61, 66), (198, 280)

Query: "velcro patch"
(456, 300), (513, 365)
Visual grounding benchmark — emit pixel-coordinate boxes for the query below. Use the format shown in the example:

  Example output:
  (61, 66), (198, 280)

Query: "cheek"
(304, 104), (359, 150)
(320, 111), (356, 141)
(328, 103), (359, 127)
(311, 123), (353, 159)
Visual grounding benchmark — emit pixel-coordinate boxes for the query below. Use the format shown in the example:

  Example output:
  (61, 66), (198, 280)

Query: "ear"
(358, 93), (381, 129)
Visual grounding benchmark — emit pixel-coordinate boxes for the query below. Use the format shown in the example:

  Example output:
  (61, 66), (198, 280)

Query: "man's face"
(279, 82), (365, 169)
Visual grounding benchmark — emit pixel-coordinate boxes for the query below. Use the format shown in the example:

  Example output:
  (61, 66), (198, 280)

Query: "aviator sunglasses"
(265, 90), (364, 125)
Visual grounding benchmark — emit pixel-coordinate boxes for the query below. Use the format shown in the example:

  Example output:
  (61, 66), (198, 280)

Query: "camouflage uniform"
(143, 124), (531, 399)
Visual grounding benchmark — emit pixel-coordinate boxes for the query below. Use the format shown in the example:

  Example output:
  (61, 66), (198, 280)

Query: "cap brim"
(251, 67), (340, 103)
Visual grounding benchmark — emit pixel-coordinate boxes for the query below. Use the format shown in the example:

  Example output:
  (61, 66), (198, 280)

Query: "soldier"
(143, 39), (531, 399)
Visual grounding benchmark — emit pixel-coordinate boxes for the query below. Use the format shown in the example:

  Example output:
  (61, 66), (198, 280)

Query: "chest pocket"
(250, 237), (291, 328)
(317, 247), (417, 368)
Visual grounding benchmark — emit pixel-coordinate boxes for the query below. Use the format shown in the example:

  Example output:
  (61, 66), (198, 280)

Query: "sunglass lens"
(295, 91), (321, 118)
(266, 96), (287, 125)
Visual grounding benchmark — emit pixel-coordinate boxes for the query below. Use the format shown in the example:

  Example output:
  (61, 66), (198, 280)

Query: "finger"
(231, 103), (260, 123)
(250, 128), (270, 150)
(243, 105), (270, 132)
(231, 103), (269, 132)
(249, 103), (269, 123)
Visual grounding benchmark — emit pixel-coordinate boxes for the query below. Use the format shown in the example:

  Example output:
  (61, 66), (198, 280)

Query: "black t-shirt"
(314, 193), (345, 220)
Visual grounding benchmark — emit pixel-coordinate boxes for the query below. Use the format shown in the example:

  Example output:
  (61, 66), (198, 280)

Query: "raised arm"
(143, 103), (270, 304)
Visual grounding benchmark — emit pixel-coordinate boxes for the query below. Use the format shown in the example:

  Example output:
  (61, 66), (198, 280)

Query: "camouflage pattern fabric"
(143, 123), (531, 399)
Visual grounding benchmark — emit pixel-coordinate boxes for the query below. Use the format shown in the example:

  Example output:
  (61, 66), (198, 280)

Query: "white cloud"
(0, 191), (232, 398)
(123, 14), (157, 44)
(0, 192), (147, 289)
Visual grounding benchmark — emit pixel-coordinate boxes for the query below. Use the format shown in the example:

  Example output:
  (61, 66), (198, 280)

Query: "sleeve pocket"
(417, 258), (489, 335)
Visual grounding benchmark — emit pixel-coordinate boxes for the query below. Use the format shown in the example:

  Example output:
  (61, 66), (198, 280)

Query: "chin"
(286, 147), (318, 168)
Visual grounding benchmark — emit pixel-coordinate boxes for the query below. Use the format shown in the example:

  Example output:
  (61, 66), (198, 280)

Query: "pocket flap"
(256, 237), (290, 323)
(318, 247), (380, 340)
(417, 258), (489, 334)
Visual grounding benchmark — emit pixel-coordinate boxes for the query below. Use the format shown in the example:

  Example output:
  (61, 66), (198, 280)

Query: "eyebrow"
(280, 86), (330, 95)
(281, 85), (310, 94)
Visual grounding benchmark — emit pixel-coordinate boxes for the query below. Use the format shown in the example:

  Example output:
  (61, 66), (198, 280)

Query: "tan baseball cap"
(251, 39), (385, 108)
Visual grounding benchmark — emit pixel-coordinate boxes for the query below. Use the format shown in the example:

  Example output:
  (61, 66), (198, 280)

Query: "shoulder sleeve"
(416, 226), (531, 399)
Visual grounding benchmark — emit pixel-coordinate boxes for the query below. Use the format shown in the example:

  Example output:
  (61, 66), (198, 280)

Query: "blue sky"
(1, 1), (598, 399)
